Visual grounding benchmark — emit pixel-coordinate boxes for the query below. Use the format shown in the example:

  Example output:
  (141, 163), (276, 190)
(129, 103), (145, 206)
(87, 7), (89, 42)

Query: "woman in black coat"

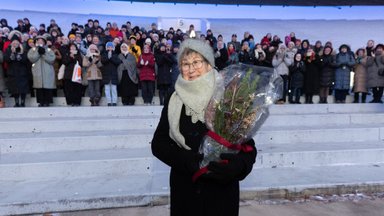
(289, 53), (306, 104)
(303, 47), (321, 103)
(152, 39), (256, 216)
(62, 43), (83, 106)
(4, 36), (29, 107)
(155, 44), (174, 105)
(319, 46), (335, 103)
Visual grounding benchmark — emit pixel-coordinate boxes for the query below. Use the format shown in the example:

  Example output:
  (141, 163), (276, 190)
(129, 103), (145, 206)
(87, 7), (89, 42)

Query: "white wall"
(1, 0), (384, 51)
(2, 0), (384, 20)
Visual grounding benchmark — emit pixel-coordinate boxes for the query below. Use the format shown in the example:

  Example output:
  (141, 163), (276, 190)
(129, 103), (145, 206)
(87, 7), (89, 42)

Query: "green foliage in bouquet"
(213, 68), (260, 143)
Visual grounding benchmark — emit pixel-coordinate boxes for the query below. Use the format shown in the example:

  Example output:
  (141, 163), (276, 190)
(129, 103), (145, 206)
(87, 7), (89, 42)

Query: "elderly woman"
(151, 39), (256, 216)
(28, 35), (56, 107)
(117, 43), (138, 106)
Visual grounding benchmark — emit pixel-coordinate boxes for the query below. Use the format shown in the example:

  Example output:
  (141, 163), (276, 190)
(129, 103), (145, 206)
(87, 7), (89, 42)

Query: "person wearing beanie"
(128, 35), (141, 62)
(366, 44), (384, 103)
(27, 35), (56, 107)
(101, 40), (121, 106)
(152, 39), (256, 216)
(138, 44), (156, 105)
(83, 44), (102, 106)
(4, 30), (29, 107)
(334, 44), (355, 103)
(117, 43), (138, 105)
(38, 23), (46, 36)
(318, 45), (335, 104)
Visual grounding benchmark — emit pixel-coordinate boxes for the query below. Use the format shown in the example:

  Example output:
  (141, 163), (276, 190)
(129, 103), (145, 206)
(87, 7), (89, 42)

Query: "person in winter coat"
(138, 44), (156, 105)
(365, 44), (384, 103)
(214, 40), (228, 70)
(289, 53), (305, 104)
(117, 43), (138, 105)
(83, 44), (102, 106)
(62, 43), (83, 106)
(353, 48), (368, 103)
(0, 50), (6, 97)
(155, 44), (174, 105)
(227, 43), (239, 65)
(227, 34), (241, 52)
(303, 47), (321, 104)
(101, 41), (121, 106)
(366, 40), (375, 57)
(151, 39), (256, 216)
(170, 43), (180, 93)
(27, 35), (56, 107)
(128, 35), (141, 62)
(272, 44), (292, 104)
(4, 31), (29, 107)
(238, 41), (254, 65)
(334, 44), (355, 103)
(318, 46), (335, 104)
(254, 43), (266, 66)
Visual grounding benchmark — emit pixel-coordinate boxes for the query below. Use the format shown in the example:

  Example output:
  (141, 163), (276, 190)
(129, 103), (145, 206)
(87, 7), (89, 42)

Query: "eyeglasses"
(181, 60), (204, 71)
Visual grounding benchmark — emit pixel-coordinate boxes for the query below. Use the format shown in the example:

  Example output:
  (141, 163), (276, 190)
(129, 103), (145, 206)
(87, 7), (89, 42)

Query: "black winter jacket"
(101, 51), (121, 85)
(152, 98), (256, 216)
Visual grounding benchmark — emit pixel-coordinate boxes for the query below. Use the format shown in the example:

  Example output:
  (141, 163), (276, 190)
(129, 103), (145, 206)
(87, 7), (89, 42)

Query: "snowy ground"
(34, 192), (384, 216)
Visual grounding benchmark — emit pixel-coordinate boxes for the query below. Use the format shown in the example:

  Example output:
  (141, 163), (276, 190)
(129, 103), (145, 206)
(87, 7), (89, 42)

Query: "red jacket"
(138, 52), (156, 81)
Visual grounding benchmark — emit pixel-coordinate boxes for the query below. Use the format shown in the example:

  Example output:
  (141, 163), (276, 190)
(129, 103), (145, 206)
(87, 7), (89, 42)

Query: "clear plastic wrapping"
(199, 63), (283, 168)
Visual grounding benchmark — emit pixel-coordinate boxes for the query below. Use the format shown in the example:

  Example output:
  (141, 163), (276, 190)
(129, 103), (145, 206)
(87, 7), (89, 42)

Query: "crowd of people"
(0, 17), (383, 107)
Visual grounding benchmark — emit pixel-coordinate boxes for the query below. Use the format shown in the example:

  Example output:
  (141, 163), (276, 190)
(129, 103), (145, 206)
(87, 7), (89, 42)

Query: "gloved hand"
(38, 46), (46, 55)
(131, 46), (137, 53)
(140, 58), (144, 65)
(206, 153), (246, 184)
(145, 60), (149, 66)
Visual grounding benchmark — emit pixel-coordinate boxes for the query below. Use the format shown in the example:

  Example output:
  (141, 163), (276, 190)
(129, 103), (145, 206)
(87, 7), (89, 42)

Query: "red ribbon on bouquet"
(206, 130), (253, 152)
(192, 130), (253, 182)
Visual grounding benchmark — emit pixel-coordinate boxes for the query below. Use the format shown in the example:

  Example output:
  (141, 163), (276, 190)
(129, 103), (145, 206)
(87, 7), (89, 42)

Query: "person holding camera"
(4, 30), (29, 107)
(28, 34), (56, 107)
(83, 44), (102, 106)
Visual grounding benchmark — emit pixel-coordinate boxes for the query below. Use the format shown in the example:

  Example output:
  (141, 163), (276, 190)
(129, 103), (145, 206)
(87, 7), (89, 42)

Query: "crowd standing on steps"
(0, 17), (384, 107)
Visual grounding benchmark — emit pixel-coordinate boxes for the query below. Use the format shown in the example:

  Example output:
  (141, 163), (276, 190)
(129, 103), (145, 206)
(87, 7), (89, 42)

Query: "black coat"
(62, 53), (83, 80)
(214, 48), (229, 70)
(152, 100), (256, 216)
(4, 48), (29, 94)
(319, 54), (335, 87)
(155, 52), (173, 86)
(101, 51), (121, 85)
(303, 55), (321, 94)
(289, 61), (305, 89)
(238, 50), (254, 65)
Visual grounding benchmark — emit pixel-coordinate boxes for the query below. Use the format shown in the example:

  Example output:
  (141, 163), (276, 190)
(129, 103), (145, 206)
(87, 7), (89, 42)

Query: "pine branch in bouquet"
(213, 68), (260, 144)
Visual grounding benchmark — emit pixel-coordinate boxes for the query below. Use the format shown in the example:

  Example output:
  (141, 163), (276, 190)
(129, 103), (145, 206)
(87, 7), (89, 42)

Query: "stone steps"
(0, 104), (383, 215)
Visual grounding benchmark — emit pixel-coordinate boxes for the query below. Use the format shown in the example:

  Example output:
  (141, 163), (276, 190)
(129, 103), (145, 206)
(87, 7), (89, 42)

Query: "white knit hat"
(177, 39), (215, 67)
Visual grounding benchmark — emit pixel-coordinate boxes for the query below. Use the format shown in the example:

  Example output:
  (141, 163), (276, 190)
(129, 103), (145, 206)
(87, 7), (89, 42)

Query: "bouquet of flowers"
(198, 63), (282, 169)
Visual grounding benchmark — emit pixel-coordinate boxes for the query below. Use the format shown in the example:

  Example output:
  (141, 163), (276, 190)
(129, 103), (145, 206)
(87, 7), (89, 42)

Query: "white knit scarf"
(168, 69), (219, 150)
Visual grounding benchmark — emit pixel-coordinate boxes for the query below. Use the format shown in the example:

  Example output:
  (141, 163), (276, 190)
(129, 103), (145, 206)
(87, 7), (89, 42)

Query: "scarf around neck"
(168, 68), (220, 150)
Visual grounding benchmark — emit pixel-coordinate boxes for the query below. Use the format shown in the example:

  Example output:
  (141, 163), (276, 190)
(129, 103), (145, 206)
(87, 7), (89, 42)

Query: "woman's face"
(121, 45), (128, 52)
(228, 44), (234, 51)
(180, 52), (212, 81)
(357, 50), (365, 57)
(295, 53), (302, 61)
(144, 45), (150, 53)
(324, 47), (332, 55)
